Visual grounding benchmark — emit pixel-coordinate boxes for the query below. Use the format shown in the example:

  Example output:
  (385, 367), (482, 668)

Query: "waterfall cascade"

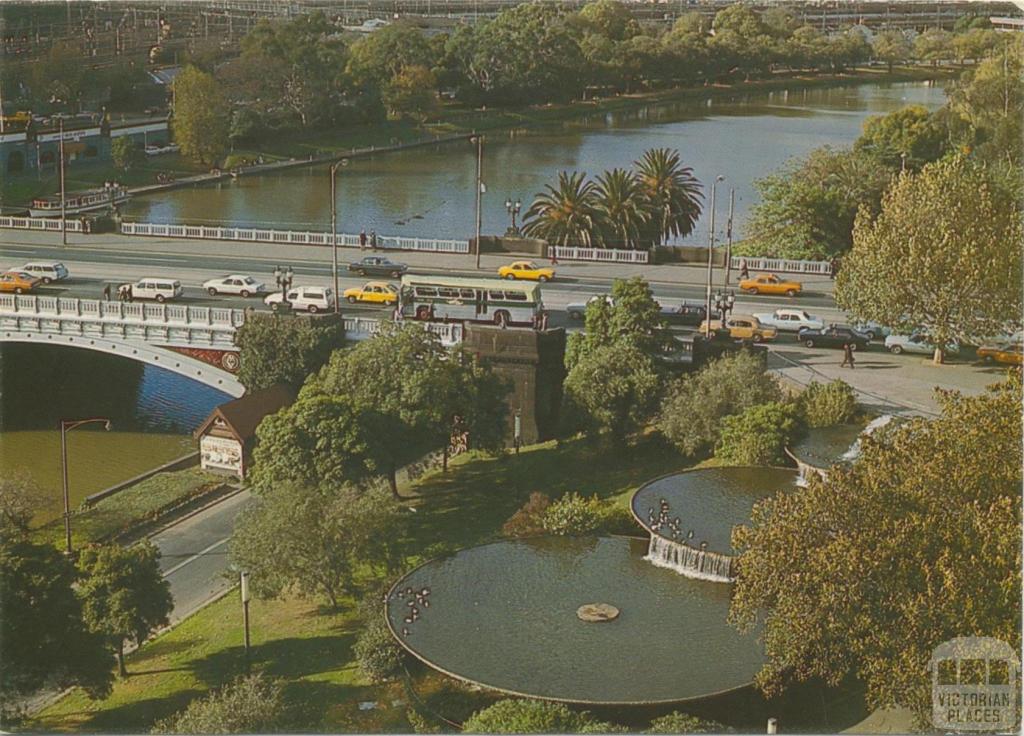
(645, 534), (734, 583)
(840, 414), (894, 461)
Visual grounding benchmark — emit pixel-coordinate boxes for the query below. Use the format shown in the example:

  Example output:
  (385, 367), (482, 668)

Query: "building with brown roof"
(194, 385), (296, 479)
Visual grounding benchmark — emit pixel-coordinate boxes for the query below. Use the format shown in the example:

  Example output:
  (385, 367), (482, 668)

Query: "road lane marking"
(162, 536), (230, 578)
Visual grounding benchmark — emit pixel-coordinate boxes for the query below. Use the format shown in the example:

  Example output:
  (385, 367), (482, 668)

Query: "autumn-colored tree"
(835, 155), (1023, 363)
(731, 374), (1022, 726)
(172, 66), (230, 165)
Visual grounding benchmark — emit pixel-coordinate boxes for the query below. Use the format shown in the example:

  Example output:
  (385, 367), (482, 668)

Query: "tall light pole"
(240, 570), (251, 671)
(59, 118), (67, 247)
(724, 187), (735, 286)
(60, 417), (111, 555)
(704, 175), (724, 338)
(473, 134), (484, 270)
(329, 158), (349, 315)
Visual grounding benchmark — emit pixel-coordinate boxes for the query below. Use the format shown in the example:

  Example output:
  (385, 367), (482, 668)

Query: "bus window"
(460, 289), (476, 299)
(488, 290), (505, 301)
(416, 287), (438, 297)
(438, 287), (459, 299)
(506, 292), (528, 301)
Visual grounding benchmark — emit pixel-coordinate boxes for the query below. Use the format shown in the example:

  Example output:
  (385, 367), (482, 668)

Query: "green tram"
(398, 275), (544, 328)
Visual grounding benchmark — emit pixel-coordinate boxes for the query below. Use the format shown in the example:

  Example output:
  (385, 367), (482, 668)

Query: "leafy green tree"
(0, 475), (52, 534)
(230, 485), (404, 609)
(797, 380), (858, 428)
(152, 674), (286, 734)
(463, 699), (614, 733)
(661, 24), (711, 84)
(522, 171), (601, 247)
(709, 5), (776, 80)
(913, 28), (952, 66)
(835, 156), (1023, 363)
(77, 541), (173, 678)
(646, 711), (729, 733)
(785, 25), (829, 70)
(634, 148), (703, 245)
(854, 105), (947, 170)
(951, 27), (1001, 66)
(658, 351), (781, 457)
(228, 107), (262, 147)
(594, 167), (649, 249)
(111, 137), (143, 172)
(235, 313), (346, 392)
(347, 23), (435, 93)
(353, 616), (405, 683)
(566, 276), (665, 368)
(871, 30), (912, 73)
(741, 147), (893, 259)
(715, 401), (798, 465)
(578, 0), (640, 42)
(563, 339), (661, 441)
(731, 375), (1022, 725)
(945, 43), (1023, 166)
(172, 65), (230, 165)
(0, 537), (113, 703)
(381, 65), (439, 121)
(541, 492), (606, 536)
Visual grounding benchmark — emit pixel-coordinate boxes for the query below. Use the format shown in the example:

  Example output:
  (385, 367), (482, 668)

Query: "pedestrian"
(370, 230), (378, 250)
(117, 283), (129, 302)
(549, 248), (558, 266)
(829, 256), (840, 280)
(359, 229), (367, 250)
(739, 258), (749, 281)
(841, 342), (855, 369)
(102, 283), (111, 301)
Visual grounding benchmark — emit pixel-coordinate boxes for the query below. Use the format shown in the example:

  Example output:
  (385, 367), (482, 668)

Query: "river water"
(124, 81), (946, 244)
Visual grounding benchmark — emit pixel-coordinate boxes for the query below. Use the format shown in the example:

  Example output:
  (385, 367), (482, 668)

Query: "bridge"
(0, 295), (466, 397)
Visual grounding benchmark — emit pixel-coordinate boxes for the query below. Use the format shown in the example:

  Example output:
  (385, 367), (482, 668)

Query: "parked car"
(348, 256), (408, 279)
(752, 308), (823, 333)
(849, 320), (891, 341)
(20, 261), (69, 284)
(884, 333), (960, 356)
(739, 273), (802, 297)
(661, 301), (708, 327)
(976, 341), (1023, 365)
(799, 325), (871, 350)
(566, 294), (612, 320)
(699, 314), (778, 342)
(130, 278), (183, 303)
(343, 281), (398, 305)
(203, 274), (266, 297)
(264, 286), (335, 313)
(498, 260), (555, 282)
(0, 270), (42, 294)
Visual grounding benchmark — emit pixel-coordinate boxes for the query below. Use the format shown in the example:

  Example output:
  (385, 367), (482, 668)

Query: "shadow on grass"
(66, 689), (205, 734)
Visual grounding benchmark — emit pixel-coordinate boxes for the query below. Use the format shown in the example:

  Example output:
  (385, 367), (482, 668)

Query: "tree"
(578, 0), (640, 42)
(153, 674), (286, 734)
(913, 28), (952, 66)
(593, 167), (649, 249)
(111, 137), (143, 173)
(0, 475), (53, 535)
(715, 401), (798, 465)
(463, 699), (615, 733)
(522, 171), (601, 247)
(871, 31), (912, 73)
(565, 276), (665, 368)
(731, 375), (1022, 725)
(796, 380), (857, 428)
(658, 351), (781, 457)
(709, 5), (776, 80)
(228, 107), (263, 147)
(381, 65), (439, 121)
(741, 147), (893, 259)
(229, 485), (404, 609)
(172, 66), (230, 165)
(235, 313), (346, 392)
(854, 105), (946, 170)
(347, 23), (435, 93)
(563, 339), (661, 442)
(634, 148), (703, 245)
(0, 537), (113, 704)
(945, 43), (1023, 166)
(835, 156), (1023, 363)
(77, 541), (173, 678)
(646, 712), (729, 734)
(30, 41), (85, 109)
(353, 616), (405, 683)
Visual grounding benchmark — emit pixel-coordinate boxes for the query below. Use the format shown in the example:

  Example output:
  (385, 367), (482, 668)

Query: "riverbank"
(2, 65), (956, 210)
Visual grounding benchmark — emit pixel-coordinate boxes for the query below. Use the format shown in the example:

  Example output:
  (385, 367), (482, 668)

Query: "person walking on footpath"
(102, 283), (111, 301)
(739, 258), (749, 281)
(370, 230), (378, 250)
(359, 229), (367, 250)
(829, 255), (840, 280)
(841, 342), (856, 369)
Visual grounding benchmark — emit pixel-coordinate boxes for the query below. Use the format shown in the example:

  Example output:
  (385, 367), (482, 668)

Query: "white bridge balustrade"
(0, 215), (85, 232)
(344, 316), (464, 347)
(731, 256), (832, 275)
(552, 245), (649, 264)
(120, 221), (470, 254)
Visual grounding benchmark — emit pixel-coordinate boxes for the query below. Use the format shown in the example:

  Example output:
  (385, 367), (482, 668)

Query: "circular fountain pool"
(386, 536), (766, 704)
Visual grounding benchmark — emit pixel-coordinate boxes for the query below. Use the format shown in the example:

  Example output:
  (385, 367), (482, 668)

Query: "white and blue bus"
(398, 275), (544, 328)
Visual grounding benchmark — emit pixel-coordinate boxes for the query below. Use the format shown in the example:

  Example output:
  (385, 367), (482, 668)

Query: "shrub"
(354, 616), (405, 683)
(716, 402), (799, 466)
(541, 492), (605, 536)
(597, 503), (638, 536)
(658, 352), (781, 457)
(406, 706), (443, 734)
(152, 674), (286, 734)
(502, 492), (551, 538)
(798, 380), (858, 428)
(646, 711), (729, 733)
(463, 699), (595, 733)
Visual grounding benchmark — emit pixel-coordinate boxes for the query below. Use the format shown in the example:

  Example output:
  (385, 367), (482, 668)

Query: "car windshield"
(385, 285), (397, 293)
(242, 277), (256, 284)
(524, 263), (538, 269)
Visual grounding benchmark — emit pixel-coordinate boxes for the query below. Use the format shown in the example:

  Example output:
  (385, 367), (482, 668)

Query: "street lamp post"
(704, 175), (725, 338)
(273, 265), (294, 308)
(504, 197), (521, 236)
(329, 159), (349, 315)
(472, 135), (484, 270)
(59, 118), (67, 247)
(60, 417), (111, 555)
(724, 187), (735, 286)
(240, 571), (251, 671)
(714, 289), (736, 323)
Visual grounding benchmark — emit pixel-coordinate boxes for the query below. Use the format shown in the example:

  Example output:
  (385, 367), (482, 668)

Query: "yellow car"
(698, 314), (778, 342)
(498, 261), (555, 282)
(976, 341), (1023, 365)
(343, 281), (398, 305)
(0, 270), (42, 294)
(739, 273), (802, 297)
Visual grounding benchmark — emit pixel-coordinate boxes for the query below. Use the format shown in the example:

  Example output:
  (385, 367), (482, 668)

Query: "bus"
(398, 275), (544, 328)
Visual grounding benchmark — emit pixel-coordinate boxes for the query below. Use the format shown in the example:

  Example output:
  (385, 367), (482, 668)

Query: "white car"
(130, 278), (184, 303)
(751, 309), (824, 333)
(849, 320), (891, 341)
(264, 286), (335, 314)
(20, 261), (69, 284)
(203, 274), (266, 297)
(885, 333), (960, 356)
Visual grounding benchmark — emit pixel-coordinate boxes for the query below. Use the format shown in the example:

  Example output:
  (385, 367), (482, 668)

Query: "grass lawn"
(29, 436), (686, 733)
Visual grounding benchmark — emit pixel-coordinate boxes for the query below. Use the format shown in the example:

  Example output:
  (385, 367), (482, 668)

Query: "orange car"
(976, 341), (1023, 365)
(0, 270), (42, 294)
(739, 273), (802, 297)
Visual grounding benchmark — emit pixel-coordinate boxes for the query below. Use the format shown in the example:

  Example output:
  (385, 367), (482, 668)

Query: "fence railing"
(120, 221), (470, 254)
(0, 294), (246, 328)
(731, 256), (832, 275)
(342, 316), (464, 346)
(552, 245), (649, 264)
(0, 215), (84, 232)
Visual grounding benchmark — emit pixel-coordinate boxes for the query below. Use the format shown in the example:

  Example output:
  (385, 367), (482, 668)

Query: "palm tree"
(593, 168), (649, 249)
(634, 148), (704, 246)
(521, 171), (601, 247)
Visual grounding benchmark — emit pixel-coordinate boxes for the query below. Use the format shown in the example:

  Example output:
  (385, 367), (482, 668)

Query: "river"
(124, 81), (946, 244)
(0, 343), (230, 524)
